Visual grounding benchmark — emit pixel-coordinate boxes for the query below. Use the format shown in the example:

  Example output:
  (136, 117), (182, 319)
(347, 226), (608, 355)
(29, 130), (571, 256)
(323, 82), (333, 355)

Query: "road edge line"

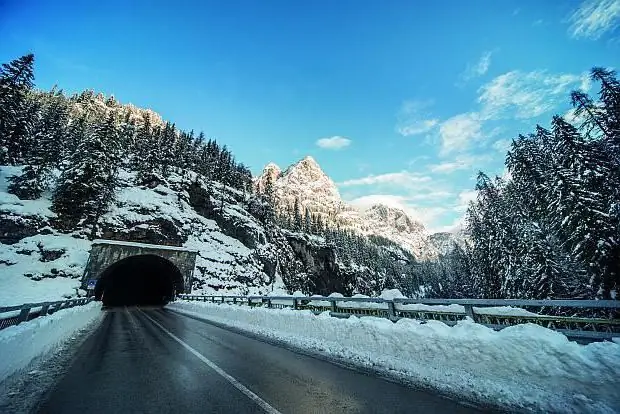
(138, 308), (282, 414)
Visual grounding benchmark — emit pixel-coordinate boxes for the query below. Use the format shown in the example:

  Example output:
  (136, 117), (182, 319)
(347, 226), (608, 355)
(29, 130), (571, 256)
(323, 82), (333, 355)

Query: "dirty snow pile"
(169, 300), (620, 413)
(0, 302), (103, 382)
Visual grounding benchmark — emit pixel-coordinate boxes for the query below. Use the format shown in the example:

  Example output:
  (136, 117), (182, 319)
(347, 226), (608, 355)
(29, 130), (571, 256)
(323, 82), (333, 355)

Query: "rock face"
(428, 232), (468, 256)
(255, 156), (439, 259)
(0, 164), (361, 304)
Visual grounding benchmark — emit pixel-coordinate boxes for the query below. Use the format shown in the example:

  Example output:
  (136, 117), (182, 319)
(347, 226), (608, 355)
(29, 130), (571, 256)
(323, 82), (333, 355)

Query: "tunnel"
(94, 254), (183, 307)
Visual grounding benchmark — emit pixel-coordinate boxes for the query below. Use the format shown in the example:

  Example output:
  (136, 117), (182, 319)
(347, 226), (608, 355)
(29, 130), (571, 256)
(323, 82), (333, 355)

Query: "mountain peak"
(284, 155), (329, 182)
(255, 155), (438, 259)
(263, 162), (281, 174)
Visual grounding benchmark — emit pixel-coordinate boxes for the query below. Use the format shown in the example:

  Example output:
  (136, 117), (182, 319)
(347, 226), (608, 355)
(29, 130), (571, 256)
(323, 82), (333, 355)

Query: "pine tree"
(293, 198), (302, 231)
(304, 208), (312, 233)
(52, 113), (120, 233)
(0, 54), (35, 164)
(8, 92), (69, 199)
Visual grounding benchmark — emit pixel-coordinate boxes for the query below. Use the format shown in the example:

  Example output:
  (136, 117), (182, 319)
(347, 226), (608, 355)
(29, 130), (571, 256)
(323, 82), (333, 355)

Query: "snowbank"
(302, 289), (538, 317)
(169, 301), (620, 413)
(0, 302), (103, 381)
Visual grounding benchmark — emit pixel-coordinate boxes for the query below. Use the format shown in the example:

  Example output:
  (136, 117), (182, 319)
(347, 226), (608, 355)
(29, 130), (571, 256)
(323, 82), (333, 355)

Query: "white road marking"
(139, 309), (282, 414)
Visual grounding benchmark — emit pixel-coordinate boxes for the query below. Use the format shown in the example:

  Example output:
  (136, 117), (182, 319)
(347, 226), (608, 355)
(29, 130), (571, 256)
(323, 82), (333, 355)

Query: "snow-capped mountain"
(255, 156), (439, 259)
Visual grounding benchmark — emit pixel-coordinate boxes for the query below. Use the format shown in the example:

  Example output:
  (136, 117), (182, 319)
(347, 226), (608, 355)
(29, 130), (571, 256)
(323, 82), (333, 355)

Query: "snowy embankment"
(169, 300), (620, 413)
(0, 302), (103, 382)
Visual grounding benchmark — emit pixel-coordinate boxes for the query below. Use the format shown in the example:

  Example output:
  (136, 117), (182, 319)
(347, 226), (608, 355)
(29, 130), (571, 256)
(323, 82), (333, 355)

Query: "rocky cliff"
(255, 156), (439, 259)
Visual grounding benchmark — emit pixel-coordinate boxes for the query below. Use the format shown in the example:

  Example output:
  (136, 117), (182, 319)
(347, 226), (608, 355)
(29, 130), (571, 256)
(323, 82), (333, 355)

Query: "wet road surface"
(35, 307), (488, 414)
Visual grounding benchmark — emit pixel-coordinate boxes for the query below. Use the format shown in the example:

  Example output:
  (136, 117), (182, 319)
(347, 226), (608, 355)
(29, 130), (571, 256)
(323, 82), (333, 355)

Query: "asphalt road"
(35, 307), (488, 414)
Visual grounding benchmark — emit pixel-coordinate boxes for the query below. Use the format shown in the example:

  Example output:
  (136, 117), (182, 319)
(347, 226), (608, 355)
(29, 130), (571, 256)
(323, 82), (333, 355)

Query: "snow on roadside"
(169, 301), (620, 413)
(272, 289), (539, 317)
(0, 302), (103, 382)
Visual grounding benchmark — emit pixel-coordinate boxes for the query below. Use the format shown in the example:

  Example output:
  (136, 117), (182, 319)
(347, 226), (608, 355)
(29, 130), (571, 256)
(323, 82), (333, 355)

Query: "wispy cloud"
(316, 136), (351, 150)
(395, 100), (439, 136)
(339, 171), (432, 187)
(454, 189), (478, 212)
(477, 70), (588, 120)
(439, 112), (483, 155)
(492, 138), (512, 153)
(460, 51), (493, 82)
(430, 154), (492, 173)
(568, 0), (620, 40)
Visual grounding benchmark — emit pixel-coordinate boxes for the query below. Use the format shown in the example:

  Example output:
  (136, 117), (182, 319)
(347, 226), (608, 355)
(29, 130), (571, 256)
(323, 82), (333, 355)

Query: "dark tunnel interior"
(95, 254), (183, 307)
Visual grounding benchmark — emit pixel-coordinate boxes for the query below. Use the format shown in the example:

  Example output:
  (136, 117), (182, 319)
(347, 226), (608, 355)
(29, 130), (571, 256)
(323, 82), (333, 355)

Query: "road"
(35, 307), (489, 414)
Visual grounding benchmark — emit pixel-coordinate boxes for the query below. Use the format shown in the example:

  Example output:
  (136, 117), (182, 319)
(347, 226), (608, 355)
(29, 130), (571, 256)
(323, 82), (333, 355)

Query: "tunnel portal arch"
(82, 240), (198, 301)
(94, 254), (184, 306)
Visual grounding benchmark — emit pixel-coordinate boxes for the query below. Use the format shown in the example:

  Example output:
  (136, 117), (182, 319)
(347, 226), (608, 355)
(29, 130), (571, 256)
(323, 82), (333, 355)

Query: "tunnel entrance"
(94, 254), (183, 307)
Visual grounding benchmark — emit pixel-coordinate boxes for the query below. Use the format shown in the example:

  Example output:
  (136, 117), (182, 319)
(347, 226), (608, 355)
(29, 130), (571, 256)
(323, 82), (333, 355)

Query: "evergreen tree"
(304, 208), (312, 233)
(293, 198), (302, 231)
(0, 54), (35, 164)
(52, 113), (120, 233)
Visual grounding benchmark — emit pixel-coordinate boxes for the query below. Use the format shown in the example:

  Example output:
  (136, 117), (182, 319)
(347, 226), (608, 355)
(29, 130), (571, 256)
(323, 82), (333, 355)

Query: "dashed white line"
(138, 309), (282, 414)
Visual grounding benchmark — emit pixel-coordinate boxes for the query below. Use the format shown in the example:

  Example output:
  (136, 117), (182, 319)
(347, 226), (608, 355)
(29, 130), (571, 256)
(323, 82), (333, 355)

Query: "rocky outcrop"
(0, 215), (47, 244)
(285, 232), (349, 295)
(255, 156), (439, 260)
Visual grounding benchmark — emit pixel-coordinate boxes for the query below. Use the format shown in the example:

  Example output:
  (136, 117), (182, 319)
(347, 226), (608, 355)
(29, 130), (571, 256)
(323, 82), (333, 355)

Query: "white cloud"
(492, 138), (512, 153)
(348, 194), (410, 211)
(457, 189), (478, 208)
(396, 100), (439, 136)
(439, 113), (483, 155)
(408, 191), (453, 201)
(430, 153), (492, 173)
(568, 0), (620, 40)
(477, 70), (588, 120)
(461, 51), (493, 82)
(316, 136), (351, 150)
(433, 215), (466, 234)
(339, 171), (432, 187)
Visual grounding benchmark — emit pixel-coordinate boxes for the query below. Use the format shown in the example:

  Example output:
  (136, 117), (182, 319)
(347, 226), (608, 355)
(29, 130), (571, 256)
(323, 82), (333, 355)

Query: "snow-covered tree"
(0, 54), (35, 164)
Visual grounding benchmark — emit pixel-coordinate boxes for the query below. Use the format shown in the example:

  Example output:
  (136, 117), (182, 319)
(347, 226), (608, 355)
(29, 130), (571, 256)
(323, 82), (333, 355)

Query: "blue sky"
(2, 0), (620, 232)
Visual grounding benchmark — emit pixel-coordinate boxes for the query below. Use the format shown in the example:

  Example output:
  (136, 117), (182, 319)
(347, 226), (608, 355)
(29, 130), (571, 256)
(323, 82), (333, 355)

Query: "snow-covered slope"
(428, 232), (466, 255)
(0, 166), (297, 306)
(2, 162), (422, 306)
(256, 156), (439, 259)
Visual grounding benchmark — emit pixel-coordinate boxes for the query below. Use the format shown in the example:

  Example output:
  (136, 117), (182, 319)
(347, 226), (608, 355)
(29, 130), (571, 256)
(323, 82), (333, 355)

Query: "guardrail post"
(266, 298), (272, 308)
(387, 301), (396, 320)
(464, 304), (478, 322)
(40, 303), (50, 316)
(17, 307), (30, 324)
(330, 299), (337, 313)
(293, 298), (298, 310)
(233, 297), (237, 305)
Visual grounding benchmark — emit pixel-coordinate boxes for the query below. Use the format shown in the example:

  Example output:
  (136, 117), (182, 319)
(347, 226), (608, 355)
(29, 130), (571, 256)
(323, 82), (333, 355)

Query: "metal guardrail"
(177, 295), (620, 342)
(0, 298), (94, 331)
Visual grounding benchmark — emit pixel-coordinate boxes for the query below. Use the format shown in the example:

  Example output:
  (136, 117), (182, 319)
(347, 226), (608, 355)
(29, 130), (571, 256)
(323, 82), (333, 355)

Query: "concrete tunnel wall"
(82, 241), (198, 294)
